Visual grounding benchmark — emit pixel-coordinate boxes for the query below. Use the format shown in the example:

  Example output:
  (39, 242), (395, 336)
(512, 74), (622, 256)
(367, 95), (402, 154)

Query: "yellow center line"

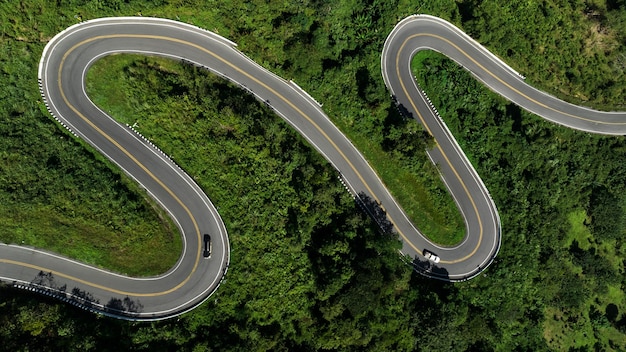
(30, 22), (615, 294)
(32, 30), (436, 296)
(394, 27), (626, 264)
(40, 30), (417, 297)
(421, 32), (626, 125)
(0, 258), (167, 297)
(40, 36), (204, 297)
(396, 28), (625, 264)
(78, 35), (419, 254)
(395, 36), (483, 264)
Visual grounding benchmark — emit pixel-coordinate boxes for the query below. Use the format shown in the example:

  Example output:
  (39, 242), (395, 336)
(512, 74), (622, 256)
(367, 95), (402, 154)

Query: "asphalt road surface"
(1, 15), (622, 320)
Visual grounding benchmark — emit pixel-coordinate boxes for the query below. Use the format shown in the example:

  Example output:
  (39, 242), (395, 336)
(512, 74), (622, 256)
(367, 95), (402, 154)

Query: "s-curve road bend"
(2, 16), (452, 320)
(9, 12), (619, 319)
(382, 14), (626, 279)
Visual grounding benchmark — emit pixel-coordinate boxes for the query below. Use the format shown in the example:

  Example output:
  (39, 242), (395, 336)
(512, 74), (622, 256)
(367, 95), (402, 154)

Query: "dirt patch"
(583, 15), (618, 55)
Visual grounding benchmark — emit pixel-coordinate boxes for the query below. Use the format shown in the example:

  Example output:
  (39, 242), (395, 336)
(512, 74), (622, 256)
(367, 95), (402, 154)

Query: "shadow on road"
(27, 271), (146, 317)
(394, 99), (415, 122)
(105, 296), (144, 314)
(32, 270), (67, 292)
(355, 192), (394, 234)
(70, 287), (100, 308)
(31, 271), (100, 308)
(411, 255), (451, 281)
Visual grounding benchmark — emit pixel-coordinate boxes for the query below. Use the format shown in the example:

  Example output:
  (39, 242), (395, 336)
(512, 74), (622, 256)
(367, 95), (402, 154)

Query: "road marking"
(27, 17), (541, 302)
(0, 259), (181, 297)
(32, 30), (428, 297)
(78, 34), (424, 254)
(410, 32), (626, 125)
(394, 39), (483, 264)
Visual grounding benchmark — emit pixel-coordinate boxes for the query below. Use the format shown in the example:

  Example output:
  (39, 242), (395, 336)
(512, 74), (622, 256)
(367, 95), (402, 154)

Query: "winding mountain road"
(0, 15), (622, 320)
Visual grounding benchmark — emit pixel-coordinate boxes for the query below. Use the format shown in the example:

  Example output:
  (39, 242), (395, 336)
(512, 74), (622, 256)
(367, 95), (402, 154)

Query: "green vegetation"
(412, 28), (626, 349)
(0, 0), (181, 276)
(20, 51), (416, 351)
(1, 0), (626, 350)
(456, 0), (626, 110)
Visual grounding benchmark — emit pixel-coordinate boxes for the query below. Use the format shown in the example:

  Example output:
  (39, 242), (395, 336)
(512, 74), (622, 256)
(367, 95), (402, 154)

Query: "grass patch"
(543, 291), (626, 352)
(0, 200), (180, 277)
(564, 209), (593, 250)
(343, 135), (466, 245)
(542, 210), (626, 351)
(543, 306), (595, 350)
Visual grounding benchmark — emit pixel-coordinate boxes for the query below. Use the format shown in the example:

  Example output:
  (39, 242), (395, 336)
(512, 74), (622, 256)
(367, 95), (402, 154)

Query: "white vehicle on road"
(423, 249), (440, 264)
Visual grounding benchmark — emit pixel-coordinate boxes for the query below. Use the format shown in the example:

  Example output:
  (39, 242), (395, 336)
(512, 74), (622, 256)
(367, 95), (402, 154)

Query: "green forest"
(1, 0), (626, 350)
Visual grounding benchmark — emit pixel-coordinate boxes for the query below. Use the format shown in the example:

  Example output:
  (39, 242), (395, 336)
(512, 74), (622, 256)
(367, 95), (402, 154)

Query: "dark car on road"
(203, 234), (212, 258)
